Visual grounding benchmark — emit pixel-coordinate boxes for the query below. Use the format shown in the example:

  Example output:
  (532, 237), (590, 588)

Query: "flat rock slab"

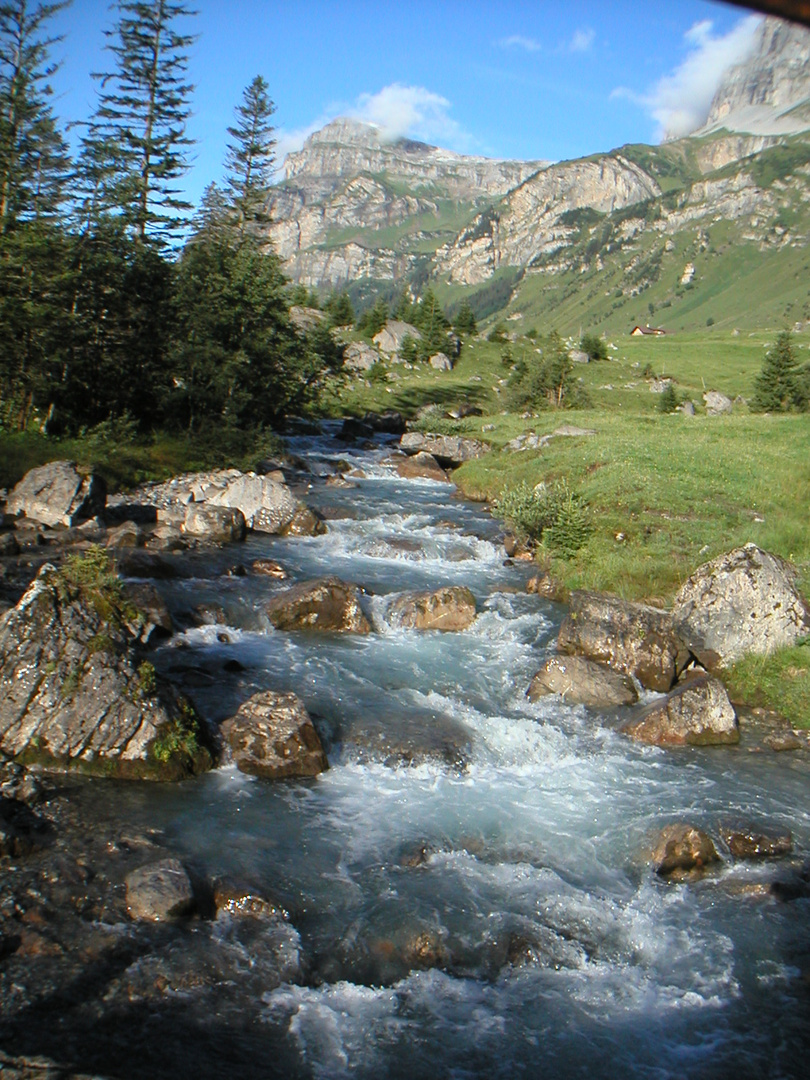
(126, 858), (195, 920)
(387, 586), (477, 632)
(557, 590), (691, 692)
(208, 474), (298, 534)
(266, 577), (371, 634)
(672, 544), (810, 670)
(221, 690), (328, 779)
(651, 824), (719, 879)
(6, 461), (106, 528)
(620, 674), (738, 746)
(528, 655), (638, 707)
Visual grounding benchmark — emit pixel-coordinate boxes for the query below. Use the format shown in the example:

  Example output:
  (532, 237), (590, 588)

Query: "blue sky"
(48, 1), (764, 207)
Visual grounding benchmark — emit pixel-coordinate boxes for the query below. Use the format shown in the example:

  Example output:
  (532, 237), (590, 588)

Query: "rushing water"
(61, 427), (810, 1077)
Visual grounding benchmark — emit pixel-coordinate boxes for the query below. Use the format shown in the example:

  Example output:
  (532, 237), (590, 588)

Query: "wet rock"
(189, 601), (228, 626)
(105, 520), (145, 548)
(403, 930), (448, 970)
(620, 674), (738, 746)
(251, 558), (287, 579)
(266, 577), (371, 634)
(651, 824), (720, 880)
(146, 523), (189, 551)
(528, 655), (638, 707)
(721, 825), (792, 859)
(0, 562), (211, 780)
(207, 473), (298, 534)
(213, 877), (286, 918)
(0, 531), (20, 556)
(362, 409), (406, 434)
(341, 708), (471, 770)
(280, 504), (327, 537)
(221, 690), (329, 779)
(557, 590), (691, 692)
(0, 800), (48, 858)
(763, 729), (804, 751)
(395, 452), (450, 483)
(672, 544), (810, 670)
(116, 550), (192, 579)
(125, 858), (195, 921)
(0, 757), (44, 805)
(183, 504), (246, 544)
(526, 573), (567, 602)
(503, 533), (534, 560)
(6, 460), (106, 528)
(387, 585), (477, 632)
(399, 432), (491, 467)
(121, 581), (173, 642)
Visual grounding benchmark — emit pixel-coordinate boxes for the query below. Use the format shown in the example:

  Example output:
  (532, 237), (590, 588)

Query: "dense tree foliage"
(751, 331), (808, 412)
(580, 331), (607, 361)
(506, 331), (587, 411)
(0, 4), (345, 440)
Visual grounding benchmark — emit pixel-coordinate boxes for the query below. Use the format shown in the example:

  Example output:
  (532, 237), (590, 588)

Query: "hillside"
(267, 16), (810, 332)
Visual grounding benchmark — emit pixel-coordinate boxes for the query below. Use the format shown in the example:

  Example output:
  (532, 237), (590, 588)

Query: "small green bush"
(657, 383), (679, 413)
(494, 479), (592, 556)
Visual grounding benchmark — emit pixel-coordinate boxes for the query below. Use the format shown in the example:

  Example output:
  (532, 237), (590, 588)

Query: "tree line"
(0, 0), (341, 442)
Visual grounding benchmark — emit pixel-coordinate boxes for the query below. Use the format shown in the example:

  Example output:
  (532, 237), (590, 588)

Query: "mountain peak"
(697, 16), (810, 136)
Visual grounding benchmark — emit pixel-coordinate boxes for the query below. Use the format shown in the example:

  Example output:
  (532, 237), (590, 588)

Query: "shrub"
(506, 331), (588, 411)
(580, 332), (608, 361)
(494, 479), (592, 556)
(657, 383), (679, 413)
(487, 322), (508, 344)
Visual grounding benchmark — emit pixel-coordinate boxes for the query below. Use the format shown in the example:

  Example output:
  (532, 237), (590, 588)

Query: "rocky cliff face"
(699, 16), (810, 136)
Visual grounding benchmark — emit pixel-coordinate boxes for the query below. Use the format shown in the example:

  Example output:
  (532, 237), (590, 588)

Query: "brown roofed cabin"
(630, 325), (667, 336)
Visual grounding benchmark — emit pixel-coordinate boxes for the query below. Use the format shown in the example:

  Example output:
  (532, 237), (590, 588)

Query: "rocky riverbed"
(1, 422), (809, 1080)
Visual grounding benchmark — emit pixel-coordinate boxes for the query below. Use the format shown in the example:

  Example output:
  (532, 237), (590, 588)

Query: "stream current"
(51, 426), (810, 1077)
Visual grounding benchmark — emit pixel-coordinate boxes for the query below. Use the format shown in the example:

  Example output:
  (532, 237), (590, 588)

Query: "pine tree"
(453, 298), (476, 337)
(84, 0), (196, 244)
(0, 1), (71, 231)
(224, 74), (275, 240)
(752, 331), (804, 412)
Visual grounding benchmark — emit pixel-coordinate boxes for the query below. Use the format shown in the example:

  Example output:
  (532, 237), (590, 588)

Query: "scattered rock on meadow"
(399, 432), (491, 467)
(672, 544), (810, 670)
(620, 674), (738, 746)
(651, 824), (720, 880)
(557, 590), (691, 692)
(266, 577), (371, 634)
(221, 690), (329, 779)
(387, 585), (477, 632)
(528, 655), (638, 707)
(703, 390), (732, 415)
(125, 858), (195, 921)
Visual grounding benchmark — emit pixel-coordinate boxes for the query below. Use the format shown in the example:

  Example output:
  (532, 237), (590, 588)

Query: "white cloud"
(613, 14), (762, 140)
(352, 83), (466, 146)
(569, 27), (595, 53)
(497, 34), (542, 53)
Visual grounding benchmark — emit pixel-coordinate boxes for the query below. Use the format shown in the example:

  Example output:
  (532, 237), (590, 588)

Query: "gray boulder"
(528, 655), (638, 707)
(6, 460), (106, 527)
(0, 561), (211, 780)
(651, 824), (720, 879)
(429, 352), (453, 371)
(399, 432), (491, 467)
(344, 341), (380, 372)
(557, 590), (691, 692)
(373, 319), (421, 357)
(620, 674), (739, 746)
(387, 586), (477, 632)
(183, 504), (247, 543)
(220, 690), (329, 779)
(126, 858), (195, 921)
(208, 474), (298, 534)
(672, 544), (810, 670)
(266, 577), (371, 634)
(288, 305), (326, 334)
(703, 390), (732, 415)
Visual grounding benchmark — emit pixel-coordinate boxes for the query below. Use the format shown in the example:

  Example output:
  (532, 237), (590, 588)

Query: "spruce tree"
(224, 74), (275, 240)
(84, 0), (196, 244)
(751, 331), (804, 412)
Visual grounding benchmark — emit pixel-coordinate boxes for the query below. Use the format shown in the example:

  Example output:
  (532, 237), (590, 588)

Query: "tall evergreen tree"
(0, 1), (71, 231)
(224, 74), (275, 240)
(84, 0), (196, 243)
(752, 331), (806, 412)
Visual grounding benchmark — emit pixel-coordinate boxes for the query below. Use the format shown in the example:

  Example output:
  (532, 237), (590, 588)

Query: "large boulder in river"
(399, 432), (491, 468)
(395, 452), (450, 483)
(620, 674), (739, 746)
(651, 824), (720, 879)
(266, 577), (371, 634)
(183, 503), (246, 543)
(557, 590), (691, 693)
(387, 586), (477, 632)
(207, 474), (298, 534)
(528, 655), (638, 707)
(221, 690), (328, 779)
(672, 545), (810, 670)
(6, 460), (106, 527)
(0, 556), (211, 780)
